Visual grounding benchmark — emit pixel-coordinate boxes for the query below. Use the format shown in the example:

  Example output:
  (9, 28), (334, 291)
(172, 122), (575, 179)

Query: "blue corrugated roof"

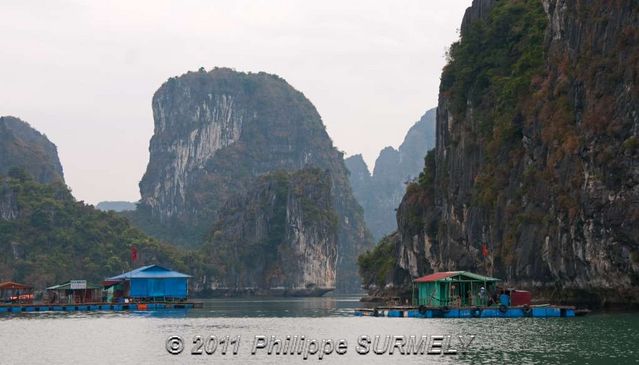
(107, 265), (191, 280)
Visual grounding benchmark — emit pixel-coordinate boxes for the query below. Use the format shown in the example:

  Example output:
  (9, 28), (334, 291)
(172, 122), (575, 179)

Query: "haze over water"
(1, 297), (638, 365)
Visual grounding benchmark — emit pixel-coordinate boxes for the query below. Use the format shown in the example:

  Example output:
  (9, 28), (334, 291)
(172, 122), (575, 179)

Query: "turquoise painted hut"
(413, 271), (500, 307)
(105, 265), (191, 301)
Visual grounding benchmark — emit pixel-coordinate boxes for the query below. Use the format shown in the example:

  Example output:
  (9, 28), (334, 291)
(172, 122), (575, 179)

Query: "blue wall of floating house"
(129, 278), (188, 299)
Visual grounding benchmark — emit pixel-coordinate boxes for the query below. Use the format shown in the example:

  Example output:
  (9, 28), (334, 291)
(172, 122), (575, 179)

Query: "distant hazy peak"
(345, 107), (436, 241)
(96, 201), (136, 212)
(344, 154), (370, 177)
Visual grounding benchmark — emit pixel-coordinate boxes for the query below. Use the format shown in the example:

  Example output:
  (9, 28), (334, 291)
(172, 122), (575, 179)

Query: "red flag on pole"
(481, 243), (489, 257)
(131, 245), (138, 263)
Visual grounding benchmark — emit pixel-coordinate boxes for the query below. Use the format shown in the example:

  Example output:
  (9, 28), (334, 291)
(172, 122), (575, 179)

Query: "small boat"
(574, 308), (591, 316)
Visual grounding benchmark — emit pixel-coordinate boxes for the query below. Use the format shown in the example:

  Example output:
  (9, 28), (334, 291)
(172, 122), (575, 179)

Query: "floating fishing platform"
(0, 301), (203, 314)
(356, 271), (584, 319)
(354, 304), (576, 318)
(0, 265), (204, 314)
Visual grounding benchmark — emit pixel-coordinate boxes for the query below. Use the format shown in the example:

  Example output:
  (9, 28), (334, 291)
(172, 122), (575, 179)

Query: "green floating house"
(413, 271), (500, 307)
(46, 280), (103, 304)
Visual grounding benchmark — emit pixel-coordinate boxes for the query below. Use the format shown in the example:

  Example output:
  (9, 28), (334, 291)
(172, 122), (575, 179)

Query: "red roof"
(0, 281), (33, 290)
(414, 271), (460, 283)
(102, 280), (125, 288)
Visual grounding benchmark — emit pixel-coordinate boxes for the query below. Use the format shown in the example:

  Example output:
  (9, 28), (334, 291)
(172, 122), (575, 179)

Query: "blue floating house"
(104, 265), (191, 301)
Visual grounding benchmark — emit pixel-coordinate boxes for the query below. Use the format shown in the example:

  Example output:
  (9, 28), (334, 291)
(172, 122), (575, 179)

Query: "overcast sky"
(0, 0), (472, 204)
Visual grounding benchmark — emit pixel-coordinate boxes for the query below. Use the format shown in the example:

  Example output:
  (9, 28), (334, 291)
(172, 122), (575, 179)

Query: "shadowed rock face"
(133, 68), (372, 291)
(0, 116), (64, 184)
(201, 169), (338, 293)
(363, 0), (639, 306)
(345, 108), (436, 241)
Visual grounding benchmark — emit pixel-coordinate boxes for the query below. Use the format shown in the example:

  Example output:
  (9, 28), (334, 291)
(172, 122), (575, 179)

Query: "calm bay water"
(1, 296), (638, 365)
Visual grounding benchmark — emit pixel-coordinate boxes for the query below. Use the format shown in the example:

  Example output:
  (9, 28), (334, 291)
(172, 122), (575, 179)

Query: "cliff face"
(201, 169), (337, 293)
(133, 68), (371, 291)
(393, 108), (437, 178)
(0, 116), (64, 184)
(345, 108), (436, 241)
(363, 0), (639, 306)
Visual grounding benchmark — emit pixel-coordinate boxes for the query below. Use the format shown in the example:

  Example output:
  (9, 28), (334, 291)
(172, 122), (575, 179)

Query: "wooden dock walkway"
(354, 304), (576, 318)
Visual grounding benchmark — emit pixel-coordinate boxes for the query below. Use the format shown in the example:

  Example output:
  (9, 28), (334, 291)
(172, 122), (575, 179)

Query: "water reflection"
(0, 296), (361, 320)
(189, 296), (358, 318)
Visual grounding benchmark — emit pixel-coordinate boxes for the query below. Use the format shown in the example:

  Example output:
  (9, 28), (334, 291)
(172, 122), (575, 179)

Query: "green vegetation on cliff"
(0, 170), (187, 288)
(441, 0), (547, 209)
(358, 235), (396, 289)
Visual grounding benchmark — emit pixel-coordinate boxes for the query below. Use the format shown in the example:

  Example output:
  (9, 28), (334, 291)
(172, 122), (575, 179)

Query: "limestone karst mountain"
(359, 0), (639, 306)
(128, 68), (372, 292)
